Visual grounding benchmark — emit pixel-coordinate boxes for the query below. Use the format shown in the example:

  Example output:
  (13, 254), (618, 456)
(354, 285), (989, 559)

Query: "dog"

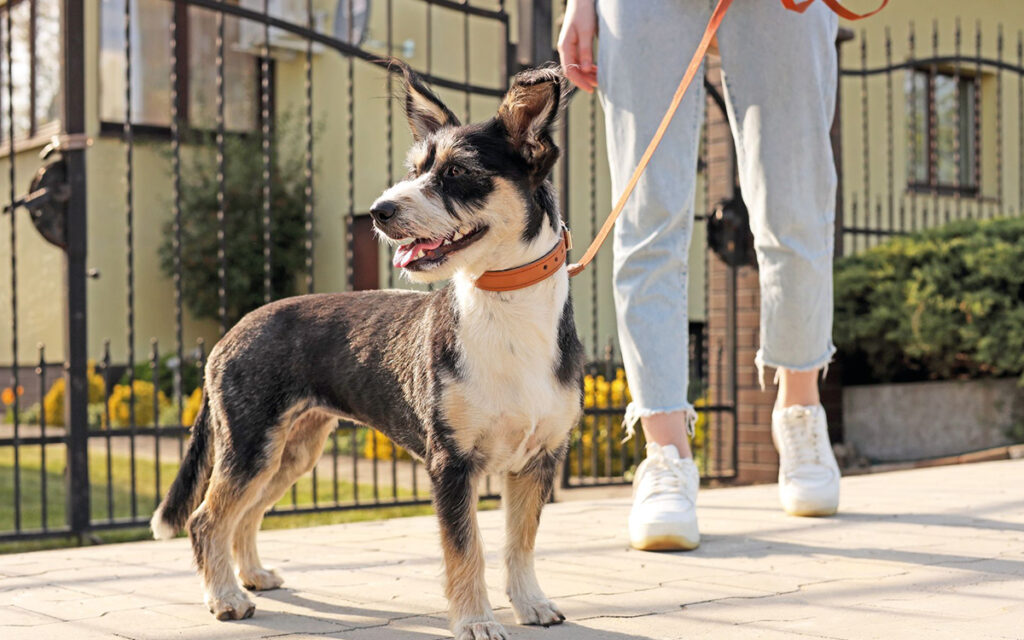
(150, 62), (583, 640)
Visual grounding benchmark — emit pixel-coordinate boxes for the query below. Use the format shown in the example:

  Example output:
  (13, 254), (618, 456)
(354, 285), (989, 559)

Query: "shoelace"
(778, 408), (823, 471)
(640, 454), (692, 498)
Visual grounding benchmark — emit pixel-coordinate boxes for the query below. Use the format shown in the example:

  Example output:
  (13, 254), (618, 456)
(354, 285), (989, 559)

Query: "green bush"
(159, 114), (313, 326)
(834, 216), (1024, 385)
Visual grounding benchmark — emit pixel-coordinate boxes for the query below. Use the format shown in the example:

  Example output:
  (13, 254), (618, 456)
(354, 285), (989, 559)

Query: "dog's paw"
(206, 590), (256, 621)
(239, 567), (284, 591)
(511, 595), (566, 627)
(454, 618), (510, 640)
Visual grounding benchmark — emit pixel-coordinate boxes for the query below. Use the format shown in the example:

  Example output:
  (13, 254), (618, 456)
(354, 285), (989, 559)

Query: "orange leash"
(780, 0), (889, 21)
(566, 0), (888, 278)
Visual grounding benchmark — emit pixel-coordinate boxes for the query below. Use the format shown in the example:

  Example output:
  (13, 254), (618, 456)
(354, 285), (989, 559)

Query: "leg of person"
(597, 0), (710, 550)
(716, 1), (841, 516)
(777, 369), (822, 408)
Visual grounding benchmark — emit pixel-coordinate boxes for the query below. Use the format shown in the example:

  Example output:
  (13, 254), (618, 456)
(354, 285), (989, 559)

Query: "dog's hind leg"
(233, 410), (335, 591)
(503, 451), (564, 627)
(187, 405), (299, 620)
(188, 459), (271, 620)
(430, 455), (506, 640)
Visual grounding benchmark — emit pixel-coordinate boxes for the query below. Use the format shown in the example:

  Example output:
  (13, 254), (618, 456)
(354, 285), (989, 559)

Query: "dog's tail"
(150, 392), (213, 540)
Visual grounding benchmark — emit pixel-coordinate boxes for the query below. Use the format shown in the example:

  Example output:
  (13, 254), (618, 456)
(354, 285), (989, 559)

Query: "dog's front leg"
(503, 451), (565, 627)
(429, 454), (505, 640)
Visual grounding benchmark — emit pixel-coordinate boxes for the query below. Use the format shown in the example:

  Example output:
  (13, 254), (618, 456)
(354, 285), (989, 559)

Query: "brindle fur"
(152, 63), (583, 640)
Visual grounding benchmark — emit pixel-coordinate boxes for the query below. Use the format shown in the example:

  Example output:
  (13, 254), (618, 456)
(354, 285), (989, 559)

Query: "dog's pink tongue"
(394, 238), (444, 268)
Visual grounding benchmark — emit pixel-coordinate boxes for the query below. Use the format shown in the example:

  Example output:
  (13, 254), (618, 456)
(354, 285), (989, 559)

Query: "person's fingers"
(578, 36), (594, 73)
(558, 9), (599, 92)
(558, 27), (593, 93)
(574, 65), (599, 92)
(564, 66), (594, 94)
(566, 65), (598, 93)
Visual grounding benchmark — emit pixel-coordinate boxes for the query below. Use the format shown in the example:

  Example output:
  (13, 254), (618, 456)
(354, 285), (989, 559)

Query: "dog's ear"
(497, 66), (566, 180)
(390, 59), (460, 141)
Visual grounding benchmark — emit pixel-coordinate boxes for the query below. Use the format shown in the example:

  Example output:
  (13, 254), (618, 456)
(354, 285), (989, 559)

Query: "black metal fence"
(836, 21), (1024, 255)
(0, 0), (743, 542)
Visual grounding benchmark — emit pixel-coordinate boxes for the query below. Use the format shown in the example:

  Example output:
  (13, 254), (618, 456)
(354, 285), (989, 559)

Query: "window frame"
(906, 65), (981, 198)
(0, 0), (63, 144)
(97, 1), (266, 139)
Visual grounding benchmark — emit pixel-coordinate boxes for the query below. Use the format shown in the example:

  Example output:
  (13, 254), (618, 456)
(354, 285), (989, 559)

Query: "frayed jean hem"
(755, 344), (837, 391)
(622, 401), (698, 443)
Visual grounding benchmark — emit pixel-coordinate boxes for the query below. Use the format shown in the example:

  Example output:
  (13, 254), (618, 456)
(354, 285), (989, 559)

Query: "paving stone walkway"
(1, 459), (1022, 639)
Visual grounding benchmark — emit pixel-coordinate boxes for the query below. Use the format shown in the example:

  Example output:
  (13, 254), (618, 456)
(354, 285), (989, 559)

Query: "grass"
(0, 445), (496, 554)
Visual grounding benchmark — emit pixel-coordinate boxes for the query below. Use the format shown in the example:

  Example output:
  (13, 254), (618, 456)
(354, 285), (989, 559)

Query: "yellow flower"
(86, 361), (105, 404)
(182, 387), (204, 426)
(107, 380), (171, 428)
(43, 378), (66, 426)
(364, 430), (411, 460)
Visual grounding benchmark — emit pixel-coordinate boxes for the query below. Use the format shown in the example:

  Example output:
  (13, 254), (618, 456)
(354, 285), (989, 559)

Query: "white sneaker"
(628, 443), (700, 551)
(772, 404), (840, 517)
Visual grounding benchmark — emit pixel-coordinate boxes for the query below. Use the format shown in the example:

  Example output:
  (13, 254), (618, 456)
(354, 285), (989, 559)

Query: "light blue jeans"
(597, 0), (839, 427)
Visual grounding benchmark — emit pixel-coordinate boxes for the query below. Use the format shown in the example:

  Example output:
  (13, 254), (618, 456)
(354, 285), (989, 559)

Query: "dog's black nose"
(370, 200), (399, 224)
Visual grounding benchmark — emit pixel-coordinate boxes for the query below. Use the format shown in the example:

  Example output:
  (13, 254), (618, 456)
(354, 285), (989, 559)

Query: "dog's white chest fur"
(443, 273), (580, 474)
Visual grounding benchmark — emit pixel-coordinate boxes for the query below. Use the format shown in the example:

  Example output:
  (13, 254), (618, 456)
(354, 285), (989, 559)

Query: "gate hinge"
(3, 140), (79, 251)
(707, 187), (757, 269)
(40, 133), (92, 159)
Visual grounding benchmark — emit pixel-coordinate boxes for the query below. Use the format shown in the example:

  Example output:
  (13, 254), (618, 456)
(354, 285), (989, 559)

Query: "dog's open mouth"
(393, 226), (488, 270)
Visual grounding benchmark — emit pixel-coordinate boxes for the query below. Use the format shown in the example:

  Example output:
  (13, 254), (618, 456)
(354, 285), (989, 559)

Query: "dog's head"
(370, 62), (566, 284)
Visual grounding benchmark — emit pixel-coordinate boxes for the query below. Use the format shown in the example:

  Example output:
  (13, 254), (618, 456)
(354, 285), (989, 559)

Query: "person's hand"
(557, 0), (598, 93)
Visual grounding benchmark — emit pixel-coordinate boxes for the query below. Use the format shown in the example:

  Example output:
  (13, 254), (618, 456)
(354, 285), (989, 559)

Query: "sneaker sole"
(630, 534), (700, 552)
(784, 503), (838, 517)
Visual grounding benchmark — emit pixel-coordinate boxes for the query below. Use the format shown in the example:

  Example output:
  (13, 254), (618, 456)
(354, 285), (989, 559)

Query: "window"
(906, 68), (978, 194)
(100, 0), (258, 132)
(0, 0), (62, 142)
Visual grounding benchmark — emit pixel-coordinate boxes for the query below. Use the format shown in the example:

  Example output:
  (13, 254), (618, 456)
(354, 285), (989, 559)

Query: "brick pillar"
(732, 264), (780, 484)
(707, 257), (778, 485)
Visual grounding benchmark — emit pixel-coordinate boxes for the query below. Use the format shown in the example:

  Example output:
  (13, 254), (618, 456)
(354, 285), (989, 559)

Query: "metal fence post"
(517, 0), (554, 70)
(63, 0), (90, 539)
(833, 28), (855, 259)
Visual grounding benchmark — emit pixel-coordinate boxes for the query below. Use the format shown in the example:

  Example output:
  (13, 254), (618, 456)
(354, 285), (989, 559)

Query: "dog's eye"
(444, 165), (464, 178)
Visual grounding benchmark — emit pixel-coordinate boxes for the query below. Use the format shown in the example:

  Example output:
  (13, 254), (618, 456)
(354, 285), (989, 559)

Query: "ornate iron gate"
(0, 0), (743, 543)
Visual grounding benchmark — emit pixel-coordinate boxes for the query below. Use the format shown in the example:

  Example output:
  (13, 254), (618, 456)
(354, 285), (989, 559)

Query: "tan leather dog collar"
(474, 228), (572, 292)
